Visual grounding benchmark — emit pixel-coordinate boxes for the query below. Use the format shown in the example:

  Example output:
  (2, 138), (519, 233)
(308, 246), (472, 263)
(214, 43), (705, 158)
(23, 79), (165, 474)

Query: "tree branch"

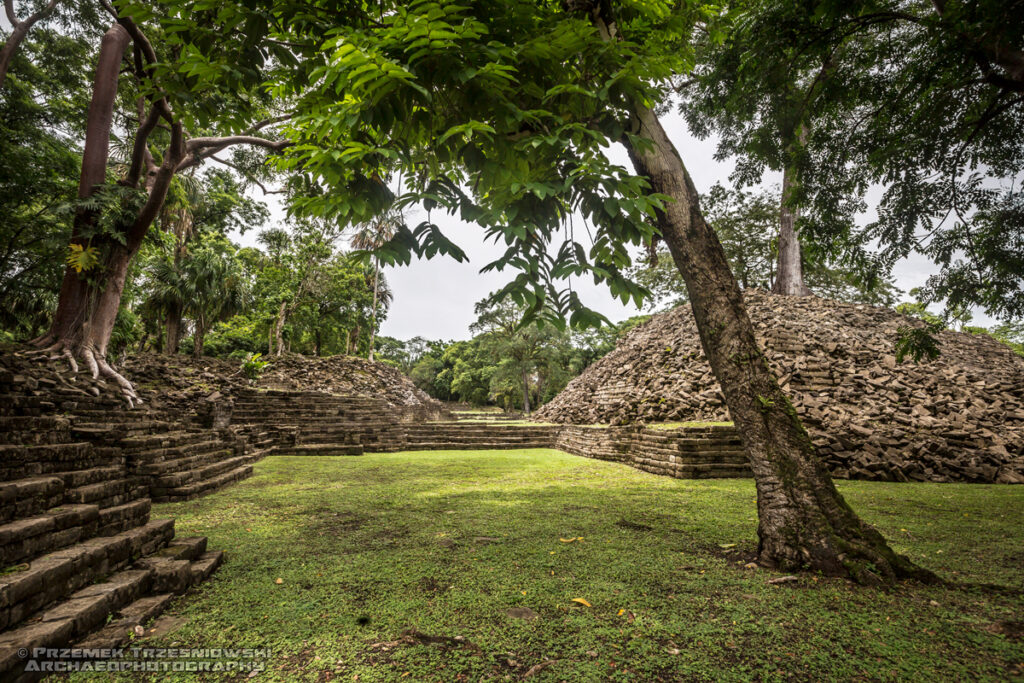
(128, 122), (185, 252)
(209, 155), (286, 195)
(0, 0), (60, 88)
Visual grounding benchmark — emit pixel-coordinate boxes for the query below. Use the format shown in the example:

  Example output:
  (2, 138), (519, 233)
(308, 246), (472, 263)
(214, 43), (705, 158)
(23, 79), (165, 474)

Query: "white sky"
(238, 108), (970, 341)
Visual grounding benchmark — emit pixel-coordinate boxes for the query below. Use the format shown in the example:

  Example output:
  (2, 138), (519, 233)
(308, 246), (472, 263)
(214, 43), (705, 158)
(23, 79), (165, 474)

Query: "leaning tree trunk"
(30, 23), (185, 406)
(621, 104), (935, 584)
(44, 24), (129, 348)
(770, 163), (812, 296)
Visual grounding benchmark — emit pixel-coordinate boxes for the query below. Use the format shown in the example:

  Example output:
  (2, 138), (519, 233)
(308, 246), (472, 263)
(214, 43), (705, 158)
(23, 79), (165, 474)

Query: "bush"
(241, 352), (269, 381)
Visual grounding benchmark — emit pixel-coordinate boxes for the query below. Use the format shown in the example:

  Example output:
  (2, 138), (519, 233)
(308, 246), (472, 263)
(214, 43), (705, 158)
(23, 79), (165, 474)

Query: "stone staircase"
(555, 424), (750, 479)
(232, 390), (404, 454)
(120, 427), (264, 503)
(402, 423), (557, 451)
(0, 390), (223, 682)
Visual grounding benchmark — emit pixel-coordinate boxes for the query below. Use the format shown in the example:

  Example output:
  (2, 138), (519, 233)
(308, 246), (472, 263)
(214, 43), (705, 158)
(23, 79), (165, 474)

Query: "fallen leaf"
(559, 537), (577, 543)
(572, 598), (592, 607)
(617, 609), (625, 616)
(275, 578), (284, 584)
(719, 543), (736, 549)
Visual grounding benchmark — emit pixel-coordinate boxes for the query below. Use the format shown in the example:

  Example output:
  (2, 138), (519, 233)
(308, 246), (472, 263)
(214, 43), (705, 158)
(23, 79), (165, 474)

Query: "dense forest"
(2, 0), (1022, 580)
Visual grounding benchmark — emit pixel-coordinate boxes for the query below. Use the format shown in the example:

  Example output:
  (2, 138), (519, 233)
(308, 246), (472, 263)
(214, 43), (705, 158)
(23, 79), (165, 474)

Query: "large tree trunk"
(31, 23), (184, 406)
(621, 104), (934, 584)
(45, 24), (130, 346)
(771, 163), (812, 296)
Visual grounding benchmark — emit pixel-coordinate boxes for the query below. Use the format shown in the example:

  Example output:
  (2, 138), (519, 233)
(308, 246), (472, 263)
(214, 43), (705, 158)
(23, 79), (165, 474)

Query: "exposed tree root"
(20, 336), (142, 407)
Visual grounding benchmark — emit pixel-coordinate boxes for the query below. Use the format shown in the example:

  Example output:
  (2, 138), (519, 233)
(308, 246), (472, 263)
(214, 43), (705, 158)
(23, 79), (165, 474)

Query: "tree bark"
(47, 23), (130, 345)
(619, 102), (935, 583)
(368, 261), (379, 361)
(192, 319), (205, 358)
(771, 163), (812, 296)
(273, 300), (287, 357)
(165, 301), (182, 354)
(521, 369), (531, 416)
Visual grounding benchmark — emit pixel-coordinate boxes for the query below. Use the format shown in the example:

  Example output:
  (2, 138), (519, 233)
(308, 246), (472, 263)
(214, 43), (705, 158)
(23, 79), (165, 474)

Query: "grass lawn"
(94, 451), (1023, 681)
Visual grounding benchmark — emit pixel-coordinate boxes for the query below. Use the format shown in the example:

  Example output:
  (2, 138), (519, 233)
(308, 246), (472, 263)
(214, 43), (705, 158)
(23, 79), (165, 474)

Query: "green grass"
(99, 452), (1023, 681)
(645, 421), (734, 430)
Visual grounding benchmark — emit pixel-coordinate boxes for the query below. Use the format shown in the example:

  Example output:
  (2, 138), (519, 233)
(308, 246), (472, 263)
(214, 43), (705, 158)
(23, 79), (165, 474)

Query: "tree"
(470, 295), (570, 416)
(350, 208), (403, 361)
(0, 0), (61, 88)
(253, 0), (934, 582)
(629, 183), (900, 310)
(28, 4), (289, 403)
(178, 236), (248, 358)
(684, 0), (1024, 320)
(0, 18), (92, 339)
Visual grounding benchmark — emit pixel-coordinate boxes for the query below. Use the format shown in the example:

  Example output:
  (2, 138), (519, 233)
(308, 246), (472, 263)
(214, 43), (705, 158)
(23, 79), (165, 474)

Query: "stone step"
(120, 430), (219, 451)
(401, 442), (552, 451)
(96, 499), (151, 537)
(0, 518), (175, 632)
(0, 443), (109, 480)
(0, 416), (72, 445)
(148, 536), (207, 562)
(151, 465), (253, 503)
(0, 504), (99, 567)
(0, 568), (153, 677)
(134, 448), (236, 477)
(0, 477), (65, 523)
(72, 593), (174, 650)
(189, 551), (224, 583)
(152, 454), (258, 489)
(63, 478), (138, 507)
(127, 437), (232, 465)
(276, 444), (364, 456)
(51, 466), (124, 491)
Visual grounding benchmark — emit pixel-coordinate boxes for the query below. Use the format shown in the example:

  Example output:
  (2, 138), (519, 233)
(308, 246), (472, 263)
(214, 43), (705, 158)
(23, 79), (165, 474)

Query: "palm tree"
(141, 255), (188, 353)
(180, 242), (249, 358)
(349, 209), (403, 361)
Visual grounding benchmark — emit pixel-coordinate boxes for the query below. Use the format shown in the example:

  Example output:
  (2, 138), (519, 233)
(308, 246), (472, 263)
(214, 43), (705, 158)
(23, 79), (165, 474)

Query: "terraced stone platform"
(1, 357), (751, 676)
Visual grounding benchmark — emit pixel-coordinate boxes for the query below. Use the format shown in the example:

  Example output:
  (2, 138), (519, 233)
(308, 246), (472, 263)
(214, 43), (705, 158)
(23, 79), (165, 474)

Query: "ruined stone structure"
(8, 304), (1018, 676)
(0, 360), (230, 681)
(536, 292), (1024, 484)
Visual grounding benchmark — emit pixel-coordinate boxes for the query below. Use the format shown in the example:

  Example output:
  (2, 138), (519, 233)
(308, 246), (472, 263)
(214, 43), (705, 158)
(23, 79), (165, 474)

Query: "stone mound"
(122, 352), (440, 410)
(535, 291), (1024, 484)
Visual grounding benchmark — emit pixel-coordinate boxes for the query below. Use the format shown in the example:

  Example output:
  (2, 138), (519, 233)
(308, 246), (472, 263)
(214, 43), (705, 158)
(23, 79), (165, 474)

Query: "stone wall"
(554, 425), (750, 479)
(0, 356), (227, 680)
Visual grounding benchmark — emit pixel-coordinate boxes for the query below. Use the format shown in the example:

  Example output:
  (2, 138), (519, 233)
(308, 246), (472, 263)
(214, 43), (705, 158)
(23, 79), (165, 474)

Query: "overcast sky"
(239, 108), (968, 341)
